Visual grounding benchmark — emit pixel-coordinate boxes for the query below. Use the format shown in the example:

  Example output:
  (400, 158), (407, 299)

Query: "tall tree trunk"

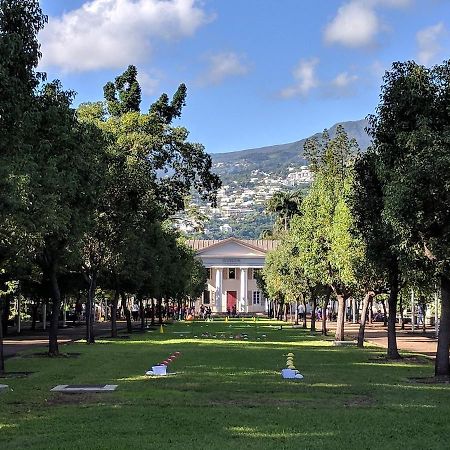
(295, 300), (299, 325)
(335, 294), (346, 341)
(322, 289), (331, 335)
(381, 299), (388, 327)
(31, 300), (39, 331)
(368, 298), (373, 324)
(0, 298), (4, 375)
(48, 266), (62, 356)
(284, 303), (288, 322)
(419, 299), (427, 333)
(435, 274), (450, 377)
(274, 301), (279, 320)
(399, 293), (405, 330)
(139, 295), (145, 330)
(121, 291), (132, 333)
(157, 297), (163, 325)
(1, 296), (10, 338)
(358, 292), (373, 347)
(111, 287), (119, 338)
(387, 265), (401, 359)
(151, 298), (155, 325)
(310, 298), (317, 333)
(277, 299), (284, 321)
(302, 298), (307, 329)
(86, 274), (96, 344)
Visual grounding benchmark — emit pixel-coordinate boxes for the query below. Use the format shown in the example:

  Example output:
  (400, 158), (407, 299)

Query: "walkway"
(3, 320), (439, 359)
(332, 321), (438, 357)
(3, 321), (126, 358)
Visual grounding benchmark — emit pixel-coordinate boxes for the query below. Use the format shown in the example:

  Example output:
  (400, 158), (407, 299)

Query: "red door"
(227, 291), (237, 310)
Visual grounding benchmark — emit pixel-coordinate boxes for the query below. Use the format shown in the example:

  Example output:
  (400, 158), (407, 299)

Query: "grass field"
(1, 319), (449, 449)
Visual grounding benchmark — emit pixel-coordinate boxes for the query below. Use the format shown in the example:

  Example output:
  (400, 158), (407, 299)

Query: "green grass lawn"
(1, 319), (449, 449)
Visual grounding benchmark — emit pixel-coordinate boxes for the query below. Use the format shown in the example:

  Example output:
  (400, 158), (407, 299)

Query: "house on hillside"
(187, 238), (279, 314)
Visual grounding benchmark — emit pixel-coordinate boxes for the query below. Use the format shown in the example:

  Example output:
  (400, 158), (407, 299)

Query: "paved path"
(3, 319), (439, 359)
(328, 321), (438, 357)
(3, 321), (127, 358)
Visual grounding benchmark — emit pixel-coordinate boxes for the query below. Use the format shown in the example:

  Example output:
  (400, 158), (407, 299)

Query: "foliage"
(265, 190), (303, 233)
(367, 60), (450, 372)
(297, 126), (362, 294)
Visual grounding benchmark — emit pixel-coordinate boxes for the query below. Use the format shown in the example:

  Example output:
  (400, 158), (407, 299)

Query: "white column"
(215, 268), (223, 312)
(411, 290), (415, 332)
(240, 268), (248, 313)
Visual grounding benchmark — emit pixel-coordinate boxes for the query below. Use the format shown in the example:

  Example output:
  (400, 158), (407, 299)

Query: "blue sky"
(38, 0), (449, 153)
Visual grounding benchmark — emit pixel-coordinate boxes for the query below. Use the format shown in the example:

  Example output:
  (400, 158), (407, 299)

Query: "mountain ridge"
(211, 119), (370, 176)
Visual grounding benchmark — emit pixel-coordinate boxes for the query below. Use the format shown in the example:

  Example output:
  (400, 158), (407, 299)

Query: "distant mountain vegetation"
(211, 119), (370, 177)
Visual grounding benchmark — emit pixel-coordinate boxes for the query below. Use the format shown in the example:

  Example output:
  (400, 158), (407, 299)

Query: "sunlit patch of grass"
(389, 403), (436, 409)
(117, 375), (150, 382)
(228, 426), (335, 439)
(372, 383), (448, 391)
(0, 423), (17, 430)
(354, 362), (428, 368)
(309, 383), (350, 388)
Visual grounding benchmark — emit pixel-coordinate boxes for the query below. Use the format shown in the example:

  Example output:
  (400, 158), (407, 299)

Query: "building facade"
(188, 238), (278, 314)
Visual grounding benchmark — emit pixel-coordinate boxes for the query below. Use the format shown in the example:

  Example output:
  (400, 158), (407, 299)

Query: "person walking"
(131, 303), (139, 322)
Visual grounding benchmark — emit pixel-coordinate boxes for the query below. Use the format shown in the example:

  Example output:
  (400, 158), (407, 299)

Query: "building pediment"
(197, 238), (267, 258)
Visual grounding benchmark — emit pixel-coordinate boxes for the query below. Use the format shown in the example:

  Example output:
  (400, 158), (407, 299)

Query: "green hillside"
(212, 119), (370, 177)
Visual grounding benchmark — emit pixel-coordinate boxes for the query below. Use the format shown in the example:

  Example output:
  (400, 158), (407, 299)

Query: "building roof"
(187, 237), (279, 253)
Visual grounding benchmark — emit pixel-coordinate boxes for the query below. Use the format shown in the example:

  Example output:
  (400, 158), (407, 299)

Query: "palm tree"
(266, 190), (303, 231)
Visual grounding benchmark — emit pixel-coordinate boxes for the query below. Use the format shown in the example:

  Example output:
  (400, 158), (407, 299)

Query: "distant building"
(287, 166), (313, 184)
(188, 238), (279, 314)
(219, 223), (232, 233)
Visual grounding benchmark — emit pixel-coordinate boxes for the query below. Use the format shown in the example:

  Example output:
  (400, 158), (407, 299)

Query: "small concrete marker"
(51, 384), (118, 393)
(0, 384), (9, 393)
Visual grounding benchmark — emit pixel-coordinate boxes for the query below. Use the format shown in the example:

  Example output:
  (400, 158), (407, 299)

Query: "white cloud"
(39, 0), (213, 72)
(324, 1), (380, 47)
(370, 60), (388, 79)
(137, 70), (160, 95)
(324, 0), (412, 48)
(416, 22), (446, 65)
(374, 0), (411, 7)
(280, 58), (319, 99)
(200, 52), (249, 85)
(331, 72), (359, 88)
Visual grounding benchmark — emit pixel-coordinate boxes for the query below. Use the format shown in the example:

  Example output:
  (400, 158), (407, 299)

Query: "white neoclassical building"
(188, 238), (278, 314)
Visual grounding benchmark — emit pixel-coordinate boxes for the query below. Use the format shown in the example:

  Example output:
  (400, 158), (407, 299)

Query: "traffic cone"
(160, 324), (164, 334)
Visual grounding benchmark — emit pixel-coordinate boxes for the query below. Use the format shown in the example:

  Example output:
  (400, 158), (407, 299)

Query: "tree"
(21, 82), (107, 356)
(76, 66), (220, 339)
(368, 60), (450, 376)
(0, 0), (47, 362)
(266, 190), (302, 233)
(263, 248), (288, 320)
(103, 65), (141, 117)
(352, 151), (403, 357)
(297, 126), (362, 341)
(263, 235), (308, 325)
